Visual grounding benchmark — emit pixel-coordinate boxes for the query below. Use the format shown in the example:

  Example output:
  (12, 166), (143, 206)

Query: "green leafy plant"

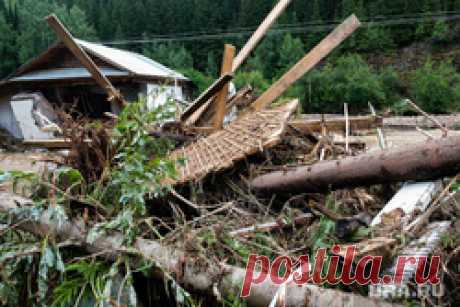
(0, 240), (38, 306)
(304, 54), (392, 113)
(181, 68), (214, 94)
(0, 97), (181, 305)
(432, 20), (449, 43)
(38, 238), (65, 305)
(102, 97), (178, 215)
(52, 261), (110, 307)
(410, 59), (460, 113)
(234, 70), (270, 96)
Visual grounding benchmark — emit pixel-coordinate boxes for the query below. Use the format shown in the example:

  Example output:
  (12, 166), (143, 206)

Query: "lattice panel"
(168, 100), (298, 184)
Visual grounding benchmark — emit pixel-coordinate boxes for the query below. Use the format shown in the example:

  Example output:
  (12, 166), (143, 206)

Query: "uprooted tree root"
(59, 111), (115, 183)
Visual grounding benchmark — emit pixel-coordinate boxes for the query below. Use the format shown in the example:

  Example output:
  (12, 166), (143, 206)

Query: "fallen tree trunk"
(251, 135), (460, 193)
(0, 192), (396, 307)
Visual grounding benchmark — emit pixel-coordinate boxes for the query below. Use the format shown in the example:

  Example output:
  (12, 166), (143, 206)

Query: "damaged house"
(0, 39), (193, 140)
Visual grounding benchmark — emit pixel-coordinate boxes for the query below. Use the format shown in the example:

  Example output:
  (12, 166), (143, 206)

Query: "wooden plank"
(213, 44), (236, 130)
(232, 0), (292, 72)
(252, 15), (361, 111)
(289, 115), (382, 133)
(181, 0), (291, 127)
(45, 14), (126, 107)
(186, 85), (253, 128)
(405, 99), (449, 136)
(183, 98), (214, 127)
(384, 114), (460, 129)
(23, 138), (91, 149)
(180, 73), (233, 122)
(229, 213), (313, 237)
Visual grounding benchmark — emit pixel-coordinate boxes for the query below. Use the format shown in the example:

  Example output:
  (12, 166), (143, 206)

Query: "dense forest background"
(1, 0), (460, 113)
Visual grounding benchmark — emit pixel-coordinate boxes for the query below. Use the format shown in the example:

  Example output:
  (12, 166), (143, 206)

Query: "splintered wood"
(168, 100), (298, 184)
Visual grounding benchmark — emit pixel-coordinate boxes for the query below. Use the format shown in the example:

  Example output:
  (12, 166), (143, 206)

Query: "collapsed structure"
(0, 38), (192, 140)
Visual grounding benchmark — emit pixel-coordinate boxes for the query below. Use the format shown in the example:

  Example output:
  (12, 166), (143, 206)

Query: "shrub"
(276, 34), (304, 77)
(431, 20), (449, 43)
(303, 54), (390, 113)
(181, 68), (214, 95)
(410, 60), (460, 113)
(359, 26), (395, 51)
(380, 67), (404, 106)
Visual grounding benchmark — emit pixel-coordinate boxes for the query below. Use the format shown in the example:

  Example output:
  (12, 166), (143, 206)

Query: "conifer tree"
(0, 14), (17, 76)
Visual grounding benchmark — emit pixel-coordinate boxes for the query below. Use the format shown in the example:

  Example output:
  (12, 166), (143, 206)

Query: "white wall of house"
(0, 97), (22, 138)
(0, 95), (55, 140)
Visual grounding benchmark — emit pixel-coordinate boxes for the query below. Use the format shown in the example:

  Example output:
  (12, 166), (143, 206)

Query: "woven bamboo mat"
(168, 99), (298, 184)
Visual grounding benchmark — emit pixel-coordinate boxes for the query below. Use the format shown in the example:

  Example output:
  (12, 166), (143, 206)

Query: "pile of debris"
(0, 1), (459, 307)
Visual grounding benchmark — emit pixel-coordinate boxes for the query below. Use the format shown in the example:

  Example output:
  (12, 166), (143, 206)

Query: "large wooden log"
(0, 192), (396, 307)
(251, 135), (460, 193)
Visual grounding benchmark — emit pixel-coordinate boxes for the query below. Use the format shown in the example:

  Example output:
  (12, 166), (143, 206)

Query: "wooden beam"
(181, 1), (292, 127)
(251, 15), (361, 111)
(232, 0), (292, 72)
(225, 85), (253, 110)
(213, 44), (236, 130)
(180, 73), (233, 122)
(45, 14), (126, 107)
(185, 85), (253, 128)
(183, 98), (214, 127)
(289, 115), (383, 134)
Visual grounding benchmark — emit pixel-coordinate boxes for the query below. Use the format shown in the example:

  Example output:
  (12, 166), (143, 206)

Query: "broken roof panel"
(168, 100), (299, 185)
(10, 67), (129, 81)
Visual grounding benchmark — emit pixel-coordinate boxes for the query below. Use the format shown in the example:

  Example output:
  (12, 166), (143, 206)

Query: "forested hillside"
(1, 0), (460, 112)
